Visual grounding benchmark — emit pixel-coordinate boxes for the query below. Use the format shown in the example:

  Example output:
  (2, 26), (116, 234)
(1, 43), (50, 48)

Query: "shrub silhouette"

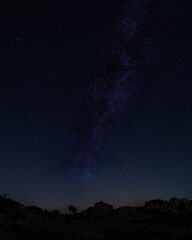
(68, 205), (77, 214)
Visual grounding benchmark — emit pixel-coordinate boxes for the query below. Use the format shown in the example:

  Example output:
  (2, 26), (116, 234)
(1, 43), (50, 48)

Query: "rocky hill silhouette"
(0, 195), (192, 239)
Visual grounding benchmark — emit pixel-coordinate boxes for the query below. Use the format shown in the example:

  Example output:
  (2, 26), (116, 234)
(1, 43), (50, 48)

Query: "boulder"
(84, 201), (113, 216)
(113, 206), (136, 217)
(169, 198), (189, 209)
(144, 199), (167, 211)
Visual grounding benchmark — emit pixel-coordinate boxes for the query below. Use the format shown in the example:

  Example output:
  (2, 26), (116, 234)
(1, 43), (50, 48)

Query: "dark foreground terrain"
(0, 196), (192, 240)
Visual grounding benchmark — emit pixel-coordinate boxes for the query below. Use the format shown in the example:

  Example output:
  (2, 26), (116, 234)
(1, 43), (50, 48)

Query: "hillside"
(0, 196), (192, 239)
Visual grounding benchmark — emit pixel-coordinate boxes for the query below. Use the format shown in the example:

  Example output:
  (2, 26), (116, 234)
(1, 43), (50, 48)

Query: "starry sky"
(0, 0), (192, 211)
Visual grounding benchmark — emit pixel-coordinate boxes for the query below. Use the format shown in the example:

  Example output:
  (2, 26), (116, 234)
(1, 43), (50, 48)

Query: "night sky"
(0, 0), (192, 211)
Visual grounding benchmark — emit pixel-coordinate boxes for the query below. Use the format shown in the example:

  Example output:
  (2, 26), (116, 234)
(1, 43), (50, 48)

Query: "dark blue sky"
(0, 0), (192, 211)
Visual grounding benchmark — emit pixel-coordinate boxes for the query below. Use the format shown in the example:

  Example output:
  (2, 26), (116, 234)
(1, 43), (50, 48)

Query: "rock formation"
(84, 201), (113, 216)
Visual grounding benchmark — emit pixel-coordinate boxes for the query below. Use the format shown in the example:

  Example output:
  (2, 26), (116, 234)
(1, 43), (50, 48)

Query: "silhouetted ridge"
(0, 195), (192, 239)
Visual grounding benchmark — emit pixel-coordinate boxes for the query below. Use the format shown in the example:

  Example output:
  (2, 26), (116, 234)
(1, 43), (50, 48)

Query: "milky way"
(70, 0), (153, 184)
